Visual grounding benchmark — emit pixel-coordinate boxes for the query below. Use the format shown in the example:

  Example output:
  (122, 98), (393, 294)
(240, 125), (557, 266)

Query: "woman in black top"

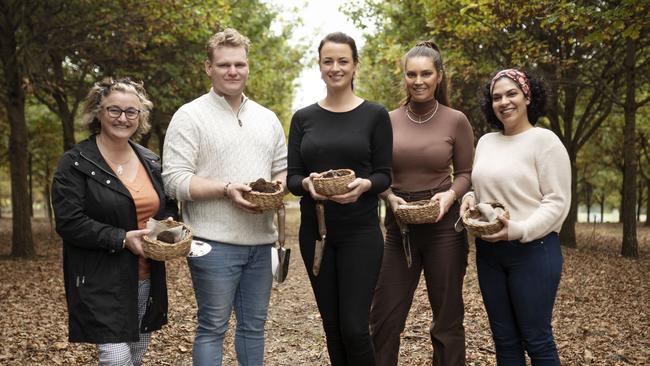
(287, 32), (392, 366)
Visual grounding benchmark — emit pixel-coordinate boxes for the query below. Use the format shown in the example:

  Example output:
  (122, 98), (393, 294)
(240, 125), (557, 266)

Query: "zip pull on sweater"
(236, 98), (248, 127)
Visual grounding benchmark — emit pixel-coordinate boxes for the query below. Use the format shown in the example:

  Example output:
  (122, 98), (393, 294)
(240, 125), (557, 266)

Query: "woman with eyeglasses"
(52, 77), (178, 365)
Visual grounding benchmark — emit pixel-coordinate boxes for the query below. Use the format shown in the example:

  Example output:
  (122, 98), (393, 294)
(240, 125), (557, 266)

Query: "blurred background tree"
(344, 0), (649, 257)
(0, 0), (303, 257)
(0, 0), (647, 258)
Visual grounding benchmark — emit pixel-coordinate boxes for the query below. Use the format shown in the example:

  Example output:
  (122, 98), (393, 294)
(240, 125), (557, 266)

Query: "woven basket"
(312, 169), (355, 196)
(142, 220), (193, 261)
(242, 181), (284, 212)
(394, 199), (441, 224)
(462, 202), (510, 237)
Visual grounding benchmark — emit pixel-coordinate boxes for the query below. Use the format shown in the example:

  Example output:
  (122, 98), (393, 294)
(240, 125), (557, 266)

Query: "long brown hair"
(402, 40), (450, 107)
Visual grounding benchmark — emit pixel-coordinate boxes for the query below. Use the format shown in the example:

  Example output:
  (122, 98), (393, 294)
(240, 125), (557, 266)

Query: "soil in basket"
(322, 170), (349, 178)
(249, 178), (278, 193)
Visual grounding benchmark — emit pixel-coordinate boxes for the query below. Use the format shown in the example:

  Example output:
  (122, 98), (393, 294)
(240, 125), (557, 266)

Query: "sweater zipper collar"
(236, 97), (248, 127)
(209, 88), (248, 127)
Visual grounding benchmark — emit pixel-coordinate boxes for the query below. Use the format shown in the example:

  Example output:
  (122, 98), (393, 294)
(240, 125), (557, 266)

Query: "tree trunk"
(638, 181), (643, 221)
(560, 152), (578, 247)
(50, 54), (77, 151)
(600, 194), (605, 223)
(646, 179), (650, 227)
(156, 118), (166, 157)
(28, 151), (33, 217)
(44, 163), (54, 239)
(139, 130), (152, 148)
(585, 183), (593, 223)
(58, 101), (76, 151)
(152, 110), (169, 157)
(1, 36), (35, 257)
(620, 39), (638, 258)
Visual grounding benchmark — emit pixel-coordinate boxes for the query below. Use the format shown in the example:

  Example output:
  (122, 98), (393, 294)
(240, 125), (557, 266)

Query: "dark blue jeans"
(475, 232), (562, 366)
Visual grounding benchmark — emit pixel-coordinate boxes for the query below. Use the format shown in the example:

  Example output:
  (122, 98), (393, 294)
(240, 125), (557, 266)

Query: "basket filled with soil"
(142, 219), (193, 261)
(462, 202), (509, 237)
(242, 178), (284, 211)
(394, 199), (441, 224)
(312, 169), (356, 196)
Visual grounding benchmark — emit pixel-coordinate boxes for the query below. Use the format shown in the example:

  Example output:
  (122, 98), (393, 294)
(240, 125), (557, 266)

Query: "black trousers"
(300, 213), (384, 366)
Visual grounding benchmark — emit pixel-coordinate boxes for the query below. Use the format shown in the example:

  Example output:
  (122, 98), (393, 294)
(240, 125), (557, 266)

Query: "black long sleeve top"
(287, 101), (393, 223)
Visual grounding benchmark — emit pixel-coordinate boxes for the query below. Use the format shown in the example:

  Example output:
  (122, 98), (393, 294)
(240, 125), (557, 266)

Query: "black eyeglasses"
(106, 106), (140, 120)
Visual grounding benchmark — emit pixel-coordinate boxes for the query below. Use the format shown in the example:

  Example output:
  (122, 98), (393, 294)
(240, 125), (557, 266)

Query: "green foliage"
(0, 0), (305, 219)
(345, 0), (649, 237)
(26, 100), (63, 202)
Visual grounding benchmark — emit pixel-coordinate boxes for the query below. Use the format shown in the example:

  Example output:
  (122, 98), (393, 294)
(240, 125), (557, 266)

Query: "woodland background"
(1, 0), (649, 364)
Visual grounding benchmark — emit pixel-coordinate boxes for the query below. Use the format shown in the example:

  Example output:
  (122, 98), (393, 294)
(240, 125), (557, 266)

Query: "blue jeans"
(476, 232), (562, 366)
(187, 239), (273, 366)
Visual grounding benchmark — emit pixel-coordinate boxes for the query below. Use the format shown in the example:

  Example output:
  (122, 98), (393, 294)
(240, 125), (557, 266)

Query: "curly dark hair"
(479, 70), (547, 131)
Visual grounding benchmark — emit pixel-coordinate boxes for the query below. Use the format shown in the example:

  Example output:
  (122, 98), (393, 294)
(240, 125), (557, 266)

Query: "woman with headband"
(370, 40), (473, 366)
(460, 69), (570, 365)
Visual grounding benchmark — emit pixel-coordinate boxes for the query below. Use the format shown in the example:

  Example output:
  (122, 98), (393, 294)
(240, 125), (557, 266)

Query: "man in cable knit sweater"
(162, 28), (287, 366)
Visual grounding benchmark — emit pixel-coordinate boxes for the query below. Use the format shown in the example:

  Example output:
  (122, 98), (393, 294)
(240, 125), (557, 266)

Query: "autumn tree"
(1, 0), (38, 257)
(1, 0), (304, 257)
(586, 0), (650, 257)
(345, 0), (649, 248)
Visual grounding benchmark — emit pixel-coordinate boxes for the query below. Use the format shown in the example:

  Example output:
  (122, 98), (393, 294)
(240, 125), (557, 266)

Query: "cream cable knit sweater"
(471, 127), (571, 243)
(162, 89), (287, 245)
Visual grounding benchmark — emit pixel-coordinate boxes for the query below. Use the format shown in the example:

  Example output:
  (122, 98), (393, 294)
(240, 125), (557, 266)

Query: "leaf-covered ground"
(1, 212), (649, 365)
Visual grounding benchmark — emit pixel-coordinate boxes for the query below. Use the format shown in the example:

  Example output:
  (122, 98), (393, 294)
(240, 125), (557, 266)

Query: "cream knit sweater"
(162, 89), (287, 245)
(471, 127), (571, 243)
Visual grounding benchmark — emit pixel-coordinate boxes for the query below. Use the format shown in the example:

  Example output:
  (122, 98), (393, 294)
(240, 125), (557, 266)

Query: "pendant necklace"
(406, 100), (439, 124)
(97, 137), (132, 175)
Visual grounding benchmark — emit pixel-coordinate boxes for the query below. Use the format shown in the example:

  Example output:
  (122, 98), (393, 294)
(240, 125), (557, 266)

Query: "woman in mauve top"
(287, 32), (392, 366)
(370, 41), (474, 366)
(461, 69), (570, 365)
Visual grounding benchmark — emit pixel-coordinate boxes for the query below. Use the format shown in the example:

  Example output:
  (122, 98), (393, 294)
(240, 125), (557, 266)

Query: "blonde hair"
(80, 77), (154, 141)
(206, 28), (251, 61)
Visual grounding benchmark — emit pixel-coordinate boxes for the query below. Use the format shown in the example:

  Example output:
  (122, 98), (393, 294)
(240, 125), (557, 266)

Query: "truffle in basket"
(462, 202), (509, 236)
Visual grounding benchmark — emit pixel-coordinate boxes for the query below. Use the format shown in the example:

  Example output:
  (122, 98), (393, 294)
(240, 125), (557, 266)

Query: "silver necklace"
(97, 137), (132, 175)
(406, 100), (439, 124)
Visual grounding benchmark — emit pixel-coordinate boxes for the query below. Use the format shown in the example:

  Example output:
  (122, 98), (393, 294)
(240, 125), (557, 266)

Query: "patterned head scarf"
(490, 69), (530, 98)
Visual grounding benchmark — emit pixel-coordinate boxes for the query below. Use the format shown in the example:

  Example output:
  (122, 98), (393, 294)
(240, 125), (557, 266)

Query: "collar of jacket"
(73, 135), (164, 200)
